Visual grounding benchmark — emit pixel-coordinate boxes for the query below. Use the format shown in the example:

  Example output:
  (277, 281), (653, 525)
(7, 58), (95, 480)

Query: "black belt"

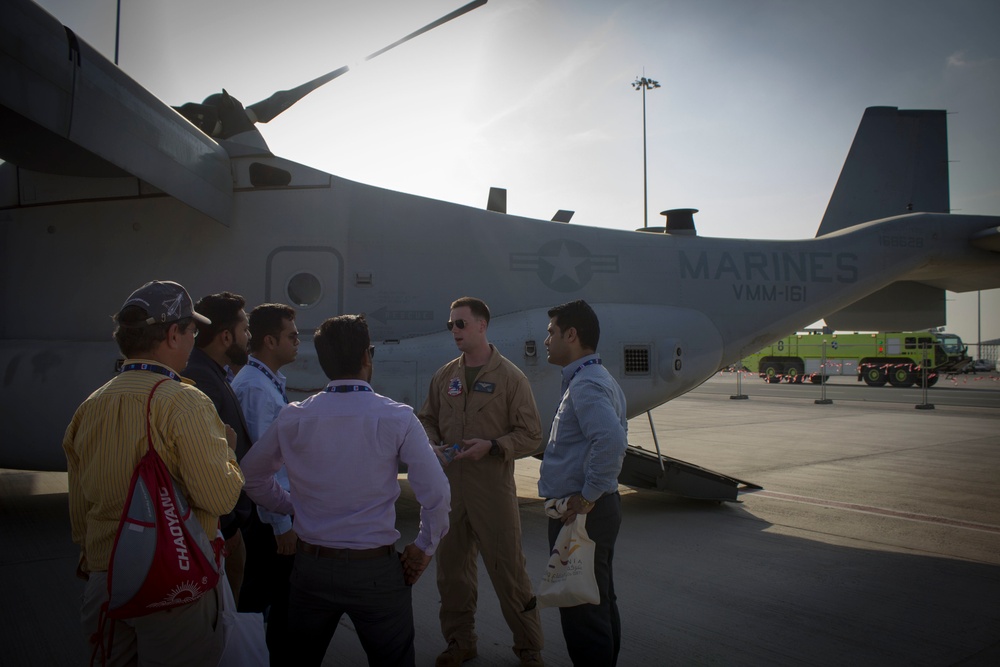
(297, 541), (394, 560)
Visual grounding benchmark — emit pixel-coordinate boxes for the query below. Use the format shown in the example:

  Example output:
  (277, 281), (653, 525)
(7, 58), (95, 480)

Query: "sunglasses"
(446, 319), (470, 331)
(369, 345), (376, 358)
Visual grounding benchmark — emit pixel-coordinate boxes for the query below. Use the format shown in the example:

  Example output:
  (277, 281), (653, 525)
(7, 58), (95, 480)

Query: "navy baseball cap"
(117, 280), (211, 326)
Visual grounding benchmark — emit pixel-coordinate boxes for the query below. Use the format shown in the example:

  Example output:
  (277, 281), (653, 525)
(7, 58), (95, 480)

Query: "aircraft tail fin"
(819, 107), (950, 331)
(816, 107), (949, 237)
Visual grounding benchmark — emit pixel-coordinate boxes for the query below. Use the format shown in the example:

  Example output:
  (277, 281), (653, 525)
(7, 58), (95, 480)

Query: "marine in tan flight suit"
(418, 297), (545, 667)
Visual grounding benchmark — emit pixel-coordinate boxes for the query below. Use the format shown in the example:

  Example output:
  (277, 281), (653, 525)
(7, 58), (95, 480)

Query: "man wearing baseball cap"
(63, 280), (244, 665)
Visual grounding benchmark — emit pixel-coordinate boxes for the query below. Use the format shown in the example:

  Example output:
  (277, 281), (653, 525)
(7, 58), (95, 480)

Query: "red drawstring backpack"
(91, 378), (224, 664)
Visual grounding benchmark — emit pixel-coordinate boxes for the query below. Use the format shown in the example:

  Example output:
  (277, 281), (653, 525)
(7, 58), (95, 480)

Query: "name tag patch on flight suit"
(474, 381), (496, 393)
(448, 378), (463, 396)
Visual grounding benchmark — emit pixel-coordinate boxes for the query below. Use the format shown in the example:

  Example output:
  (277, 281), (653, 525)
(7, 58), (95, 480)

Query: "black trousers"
(287, 549), (415, 667)
(547, 492), (622, 666)
(239, 513), (294, 666)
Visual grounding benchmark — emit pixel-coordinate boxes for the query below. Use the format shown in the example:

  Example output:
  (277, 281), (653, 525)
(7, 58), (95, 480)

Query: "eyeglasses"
(369, 345), (376, 358)
(446, 319), (468, 331)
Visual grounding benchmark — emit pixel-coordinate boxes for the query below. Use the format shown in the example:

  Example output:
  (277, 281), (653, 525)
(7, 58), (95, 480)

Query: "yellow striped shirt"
(62, 360), (245, 572)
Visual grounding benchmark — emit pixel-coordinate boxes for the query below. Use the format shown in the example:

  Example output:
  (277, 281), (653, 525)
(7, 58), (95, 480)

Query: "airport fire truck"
(740, 331), (970, 386)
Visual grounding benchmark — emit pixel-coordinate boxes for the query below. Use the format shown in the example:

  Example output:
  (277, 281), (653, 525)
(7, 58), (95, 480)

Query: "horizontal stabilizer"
(0, 0), (232, 223)
(817, 107), (948, 237)
(824, 281), (945, 331)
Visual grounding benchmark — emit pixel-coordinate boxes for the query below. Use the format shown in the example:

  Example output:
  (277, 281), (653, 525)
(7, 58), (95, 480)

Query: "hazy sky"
(33, 0), (1000, 350)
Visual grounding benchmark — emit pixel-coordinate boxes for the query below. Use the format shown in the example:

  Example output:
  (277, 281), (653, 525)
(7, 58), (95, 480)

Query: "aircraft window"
(624, 346), (650, 375)
(286, 272), (322, 308)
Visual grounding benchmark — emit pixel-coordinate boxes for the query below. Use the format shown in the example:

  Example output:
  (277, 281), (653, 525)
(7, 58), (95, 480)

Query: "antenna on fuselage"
(636, 207), (699, 235)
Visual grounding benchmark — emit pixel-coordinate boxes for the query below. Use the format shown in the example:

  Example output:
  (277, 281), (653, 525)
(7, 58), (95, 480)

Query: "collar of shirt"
(189, 347), (226, 379)
(122, 358), (196, 385)
(324, 379), (374, 393)
(560, 353), (602, 392)
(246, 355), (287, 397)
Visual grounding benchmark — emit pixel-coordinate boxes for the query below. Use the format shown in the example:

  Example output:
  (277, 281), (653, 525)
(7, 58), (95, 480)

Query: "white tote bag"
(537, 514), (600, 608)
(217, 575), (268, 667)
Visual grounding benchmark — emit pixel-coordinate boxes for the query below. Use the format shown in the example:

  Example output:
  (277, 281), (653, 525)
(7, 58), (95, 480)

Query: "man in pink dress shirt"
(241, 314), (451, 666)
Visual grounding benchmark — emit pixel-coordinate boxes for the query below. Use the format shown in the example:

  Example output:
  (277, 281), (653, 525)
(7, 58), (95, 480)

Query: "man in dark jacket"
(183, 291), (255, 605)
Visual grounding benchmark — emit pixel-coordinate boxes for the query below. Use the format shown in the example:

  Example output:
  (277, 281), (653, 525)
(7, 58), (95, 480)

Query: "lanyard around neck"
(247, 358), (287, 401)
(324, 385), (373, 394)
(570, 357), (601, 382)
(121, 362), (181, 382)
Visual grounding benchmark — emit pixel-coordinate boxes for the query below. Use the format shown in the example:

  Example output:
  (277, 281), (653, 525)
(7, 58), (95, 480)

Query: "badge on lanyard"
(447, 377), (463, 396)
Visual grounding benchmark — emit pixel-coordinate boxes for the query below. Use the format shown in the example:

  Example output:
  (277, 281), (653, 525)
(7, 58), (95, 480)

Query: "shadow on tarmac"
(4, 470), (999, 665)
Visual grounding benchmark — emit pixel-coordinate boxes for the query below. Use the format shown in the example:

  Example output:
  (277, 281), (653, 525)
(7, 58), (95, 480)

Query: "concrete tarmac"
(2, 374), (998, 666)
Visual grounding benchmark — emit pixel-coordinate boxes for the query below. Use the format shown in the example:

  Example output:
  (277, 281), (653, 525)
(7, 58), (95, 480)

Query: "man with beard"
(184, 291), (255, 605)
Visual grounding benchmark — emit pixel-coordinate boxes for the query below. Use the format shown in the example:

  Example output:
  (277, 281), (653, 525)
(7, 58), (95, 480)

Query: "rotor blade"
(364, 0), (487, 61)
(247, 66), (350, 124)
(247, 0), (486, 125)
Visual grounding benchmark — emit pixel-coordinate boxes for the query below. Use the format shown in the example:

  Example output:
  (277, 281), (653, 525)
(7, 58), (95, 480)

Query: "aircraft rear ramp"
(618, 446), (761, 501)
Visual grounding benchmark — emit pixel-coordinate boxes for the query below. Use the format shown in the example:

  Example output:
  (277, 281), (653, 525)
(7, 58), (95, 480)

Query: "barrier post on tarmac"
(815, 340), (833, 405)
(731, 366), (749, 400)
(916, 340), (935, 410)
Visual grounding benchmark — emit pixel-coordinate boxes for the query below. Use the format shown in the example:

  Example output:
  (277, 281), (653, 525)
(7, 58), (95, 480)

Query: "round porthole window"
(287, 272), (322, 307)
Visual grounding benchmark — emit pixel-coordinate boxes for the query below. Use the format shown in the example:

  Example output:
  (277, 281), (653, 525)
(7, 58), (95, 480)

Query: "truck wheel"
(762, 362), (783, 383)
(923, 374), (939, 387)
(785, 364), (804, 384)
(888, 365), (915, 387)
(862, 365), (887, 387)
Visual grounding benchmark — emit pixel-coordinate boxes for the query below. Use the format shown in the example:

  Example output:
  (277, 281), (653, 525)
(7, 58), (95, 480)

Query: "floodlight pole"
(114, 0), (121, 65)
(632, 75), (660, 228)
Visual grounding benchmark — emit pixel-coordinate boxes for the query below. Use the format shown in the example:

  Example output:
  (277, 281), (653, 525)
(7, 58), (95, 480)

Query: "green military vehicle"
(741, 331), (970, 387)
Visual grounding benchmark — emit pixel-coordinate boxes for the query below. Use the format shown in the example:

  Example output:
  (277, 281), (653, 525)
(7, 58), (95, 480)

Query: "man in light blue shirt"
(538, 300), (627, 666)
(231, 303), (299, 664)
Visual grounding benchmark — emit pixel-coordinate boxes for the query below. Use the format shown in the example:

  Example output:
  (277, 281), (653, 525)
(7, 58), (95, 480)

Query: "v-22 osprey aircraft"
(2, 0), (999, 498)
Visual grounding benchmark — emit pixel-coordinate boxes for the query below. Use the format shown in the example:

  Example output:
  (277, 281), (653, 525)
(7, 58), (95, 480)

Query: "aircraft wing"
(971, 226), (1000, 253)
(0, 0), (232, 224)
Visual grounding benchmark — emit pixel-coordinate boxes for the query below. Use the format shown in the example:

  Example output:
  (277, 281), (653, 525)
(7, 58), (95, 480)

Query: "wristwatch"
(489, 439), (501, 457)
(578, 495), (592, 508)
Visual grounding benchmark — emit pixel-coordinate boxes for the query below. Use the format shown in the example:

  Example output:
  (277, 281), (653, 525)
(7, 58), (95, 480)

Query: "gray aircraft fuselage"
(1, 0), (999, 471)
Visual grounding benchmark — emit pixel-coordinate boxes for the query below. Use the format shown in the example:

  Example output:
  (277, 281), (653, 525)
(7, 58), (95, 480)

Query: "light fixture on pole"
(632, 74), (660, 228)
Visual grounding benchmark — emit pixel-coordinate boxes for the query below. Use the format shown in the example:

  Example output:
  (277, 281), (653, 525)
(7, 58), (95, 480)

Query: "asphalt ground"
(2, 372), (998, 666)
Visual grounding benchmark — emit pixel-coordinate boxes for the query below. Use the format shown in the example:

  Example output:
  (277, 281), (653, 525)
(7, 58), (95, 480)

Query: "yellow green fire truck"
(741, 331), (970, 387)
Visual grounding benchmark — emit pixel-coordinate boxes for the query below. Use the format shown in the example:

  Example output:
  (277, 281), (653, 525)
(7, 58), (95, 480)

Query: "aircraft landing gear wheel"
(862, 365), (887, 387)
(889, 366), (915, 387)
